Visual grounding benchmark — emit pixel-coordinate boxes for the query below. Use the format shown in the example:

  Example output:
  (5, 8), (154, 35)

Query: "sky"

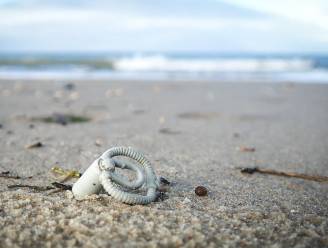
(0, 0), (327, 53)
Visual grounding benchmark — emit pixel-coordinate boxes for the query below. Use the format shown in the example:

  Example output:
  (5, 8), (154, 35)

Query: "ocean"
(0, 52), (328, 83)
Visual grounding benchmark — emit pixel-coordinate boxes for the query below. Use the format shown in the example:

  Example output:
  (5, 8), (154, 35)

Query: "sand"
(0, 79), (327, 247)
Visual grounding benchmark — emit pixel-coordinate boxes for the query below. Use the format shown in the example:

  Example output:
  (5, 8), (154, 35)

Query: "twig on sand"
(239, 167), (328, 182)
(25, 141), (43, 149)
(1, 171), (20, 179)
(7, 181), (72, 194)
(7, 184), (54, 191)
(51, 182), (72, 190)
(46, 182), (73, 195)
(0, 171), (32, 179)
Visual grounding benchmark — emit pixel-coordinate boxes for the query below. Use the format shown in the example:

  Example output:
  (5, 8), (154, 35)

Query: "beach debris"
(160, 177), (170, 185)
(182, 197), (192, 204)
(239, 167), (328, 182)
(6, 130), (13, 135)
(105, 88), (124, 97)
(159, 128), (181, 135)
(178, 112), (220, 120)
(63, 83), (75, 91)
(95, 139), (103, 147)
(233, 133), (240, 138)
(25, 141), (43, 149)
(158, 177), (170, 194)
(238, 146), (256, 152)
(132, 109), (145, 115)
(0, 123), (3, 129)
(1, 171), (22, 179)
(28, 124), (35, 129)
(72, 146), (159, 205)
(51, 182), (72, 190)
(35, 113), (91, 125)
(7, 184), (54, 191)
(195, 186), (208, 196)
(157, 191), (168, 201)
(69, 91), (80, 101)
(159, 116), (166, 124)
(51, 166), (81, 183)
(7, 179), (72, 193)
(0, 171), (33, 179)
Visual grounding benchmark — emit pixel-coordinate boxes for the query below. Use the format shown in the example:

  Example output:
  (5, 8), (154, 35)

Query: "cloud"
(223, 0), (328, 31)
(0, 0), (327, 52)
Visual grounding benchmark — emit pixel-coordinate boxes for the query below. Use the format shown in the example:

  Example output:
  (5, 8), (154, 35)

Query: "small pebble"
(95, 139), (103, 147)
(28, 124), (35, 129)
(0, 124), (3, 129)
(159, 128), (181, 135)
(63, 83), (75, 91)
(195, 186), (208, 196)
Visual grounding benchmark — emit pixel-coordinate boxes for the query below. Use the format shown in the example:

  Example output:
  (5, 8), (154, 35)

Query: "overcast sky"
(0, 0), (327, 53)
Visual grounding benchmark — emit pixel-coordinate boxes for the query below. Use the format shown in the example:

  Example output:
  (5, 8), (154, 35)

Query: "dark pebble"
(64, 83), (75, 91)
(0, 124), (3, 129)
(233, 133), (240, 138)
(160, 177), (170, 185)
(195, 186), (208, 196)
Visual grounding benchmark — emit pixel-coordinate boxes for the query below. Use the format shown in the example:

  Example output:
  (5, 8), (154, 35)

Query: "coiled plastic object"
(72, 147), (159, 205)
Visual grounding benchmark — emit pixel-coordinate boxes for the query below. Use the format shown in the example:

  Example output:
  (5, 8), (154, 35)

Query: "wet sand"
(0, 79), (328, 247)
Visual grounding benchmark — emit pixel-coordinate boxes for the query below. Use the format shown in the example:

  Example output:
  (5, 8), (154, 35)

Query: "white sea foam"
(0, 54), (327, 82)
(114, 55), (314, 72)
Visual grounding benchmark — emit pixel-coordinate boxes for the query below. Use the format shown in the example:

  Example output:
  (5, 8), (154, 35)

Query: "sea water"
(0, 52), (328, 83)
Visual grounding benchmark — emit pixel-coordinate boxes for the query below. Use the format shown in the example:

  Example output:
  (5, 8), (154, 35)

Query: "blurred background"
(0, 0), (327, 82)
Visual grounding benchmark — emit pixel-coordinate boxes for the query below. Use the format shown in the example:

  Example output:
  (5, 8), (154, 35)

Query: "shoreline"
(1, 77), (328, 85)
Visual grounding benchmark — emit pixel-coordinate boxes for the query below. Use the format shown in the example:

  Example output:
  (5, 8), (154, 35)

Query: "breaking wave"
(0, 53), (327, 82)
(114, 55), (314, 72)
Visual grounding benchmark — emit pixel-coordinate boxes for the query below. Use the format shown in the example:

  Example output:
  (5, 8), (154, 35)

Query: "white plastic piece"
(72, 146), (159, 204)
(72, 159), (102, 199)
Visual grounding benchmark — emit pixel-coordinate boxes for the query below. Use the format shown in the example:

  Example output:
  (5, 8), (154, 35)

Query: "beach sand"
(0, 79), (327, 247)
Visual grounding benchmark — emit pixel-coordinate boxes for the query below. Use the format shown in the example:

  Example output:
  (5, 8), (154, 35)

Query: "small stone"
(95, 139), (103, 147)
(0, 123), (3, 129)
(195, 186), (208, 196)
(233, 133), (240, 138)
(159, 116), (166, 124)
(63, 83), (75, 91)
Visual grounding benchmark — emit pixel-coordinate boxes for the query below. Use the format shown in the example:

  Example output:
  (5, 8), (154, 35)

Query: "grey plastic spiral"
(98, 147), (159, 205)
